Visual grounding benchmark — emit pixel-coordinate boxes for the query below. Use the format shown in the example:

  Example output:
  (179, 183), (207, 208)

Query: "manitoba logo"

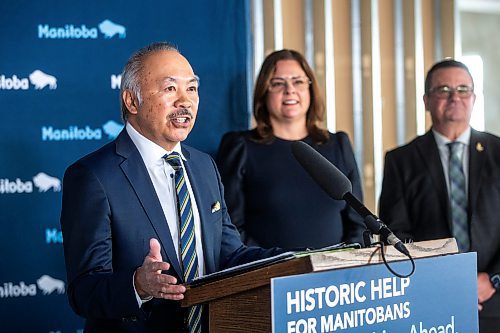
(38, 19), (126, 39)
(0, 70), (57, 90)
(42, 125), (102, 141)
(42, 120), (122, 141)
(0, 172), (61, 194)
(0, 275), (65, 298)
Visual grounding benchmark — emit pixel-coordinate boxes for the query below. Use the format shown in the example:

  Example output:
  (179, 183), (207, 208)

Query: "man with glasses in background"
(379, 59), (500, 332)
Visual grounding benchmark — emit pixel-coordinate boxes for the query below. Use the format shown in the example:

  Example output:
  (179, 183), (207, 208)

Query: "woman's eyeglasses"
(268, 76), (311, 93)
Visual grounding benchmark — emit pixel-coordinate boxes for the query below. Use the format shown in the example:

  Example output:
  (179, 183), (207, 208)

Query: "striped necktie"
(447, 142), (470, 252)
(165, 152), (202, 333)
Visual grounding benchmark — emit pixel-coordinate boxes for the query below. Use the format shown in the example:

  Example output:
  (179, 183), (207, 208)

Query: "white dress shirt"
(126, 123), (205, 304)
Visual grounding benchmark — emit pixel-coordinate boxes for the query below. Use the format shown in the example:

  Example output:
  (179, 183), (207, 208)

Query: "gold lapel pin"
(211, 201), (221, 213)
(476, 142), (484, 152)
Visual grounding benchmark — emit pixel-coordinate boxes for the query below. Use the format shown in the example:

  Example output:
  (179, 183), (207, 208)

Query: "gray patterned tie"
(447, 142), (470, 252)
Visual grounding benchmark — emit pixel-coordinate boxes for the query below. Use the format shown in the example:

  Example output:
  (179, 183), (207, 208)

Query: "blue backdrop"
(0, 0), (251, 331)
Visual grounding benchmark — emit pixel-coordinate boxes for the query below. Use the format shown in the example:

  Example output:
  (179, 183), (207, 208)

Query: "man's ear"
(123, 89), (139, 115)
(423, 94), (430, 111)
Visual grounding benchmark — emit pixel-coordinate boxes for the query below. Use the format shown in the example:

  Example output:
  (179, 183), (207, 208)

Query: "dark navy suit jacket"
(379, 129), (500, 320)
(60, 129), (281, 332)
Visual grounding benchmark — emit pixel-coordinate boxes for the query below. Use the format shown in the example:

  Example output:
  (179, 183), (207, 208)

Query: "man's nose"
(448, 89), (461, 100)
(174, 91), (192, 108)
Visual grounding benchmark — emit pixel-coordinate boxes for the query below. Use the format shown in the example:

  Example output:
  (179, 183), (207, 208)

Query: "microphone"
(291, 141), (409, 256)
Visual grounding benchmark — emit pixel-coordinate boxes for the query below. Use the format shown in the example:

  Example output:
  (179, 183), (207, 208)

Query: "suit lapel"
(182, 147), (217, 275)
(115, 130), (183, 278)
(468, 129), (485, 217)
(416, 131), (452, 227)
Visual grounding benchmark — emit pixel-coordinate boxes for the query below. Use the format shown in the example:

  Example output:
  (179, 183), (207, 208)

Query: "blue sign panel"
(271, 253), (478, 333)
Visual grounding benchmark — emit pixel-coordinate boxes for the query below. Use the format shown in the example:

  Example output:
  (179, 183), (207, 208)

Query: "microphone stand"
(362, 229), (374, 249)
(358, 215), (415, 278)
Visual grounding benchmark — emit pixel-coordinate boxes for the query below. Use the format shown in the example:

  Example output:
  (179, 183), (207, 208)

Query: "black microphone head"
(291, 141), (352, 200)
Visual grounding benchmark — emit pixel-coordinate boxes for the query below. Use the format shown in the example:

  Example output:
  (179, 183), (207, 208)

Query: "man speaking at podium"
(379, 59), (500, 333)
(60, 42), (282, 332)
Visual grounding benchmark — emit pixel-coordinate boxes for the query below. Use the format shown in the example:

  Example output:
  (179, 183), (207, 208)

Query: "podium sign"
(271, 253), (478, 333)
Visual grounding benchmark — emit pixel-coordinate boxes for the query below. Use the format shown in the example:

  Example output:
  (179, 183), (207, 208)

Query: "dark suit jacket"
(60, 130), (281, 332)
(379, 128), (500, 319)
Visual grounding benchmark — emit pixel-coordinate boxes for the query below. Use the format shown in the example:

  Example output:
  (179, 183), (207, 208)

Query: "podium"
(181, 238), (477, 332)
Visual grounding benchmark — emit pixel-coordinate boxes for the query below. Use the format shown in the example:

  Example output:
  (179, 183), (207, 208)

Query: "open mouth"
(169, 109), (193, 125)
(172, 116), (190, 123)
(283, 99), (299, 105)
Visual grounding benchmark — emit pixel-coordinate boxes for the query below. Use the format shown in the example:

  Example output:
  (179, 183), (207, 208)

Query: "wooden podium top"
(181, 238), (458, 307)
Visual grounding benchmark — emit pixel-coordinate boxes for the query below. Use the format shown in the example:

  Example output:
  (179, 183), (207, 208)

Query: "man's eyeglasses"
(428, 85), (474, 99)
(268, 76), (311, 93)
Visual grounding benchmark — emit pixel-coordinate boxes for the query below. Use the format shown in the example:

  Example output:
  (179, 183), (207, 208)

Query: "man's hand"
(478, 272), (496, 311)
(134, 238), (186, 300)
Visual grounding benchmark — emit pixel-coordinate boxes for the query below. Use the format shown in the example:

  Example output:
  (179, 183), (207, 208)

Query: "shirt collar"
(432, 126), (471, 148)
(126, 122), (185, 167)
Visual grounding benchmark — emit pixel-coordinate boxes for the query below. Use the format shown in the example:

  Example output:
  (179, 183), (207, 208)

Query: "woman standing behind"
(216, 49), (365, 250)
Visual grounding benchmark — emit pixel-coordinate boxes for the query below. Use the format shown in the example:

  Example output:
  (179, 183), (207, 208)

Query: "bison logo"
(29, 70), (57, 90)
(33, 172), (61, 192)
(98, 19), (126, 39)
(102, 120), (123, 139)
(37, 275), (65, 295)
